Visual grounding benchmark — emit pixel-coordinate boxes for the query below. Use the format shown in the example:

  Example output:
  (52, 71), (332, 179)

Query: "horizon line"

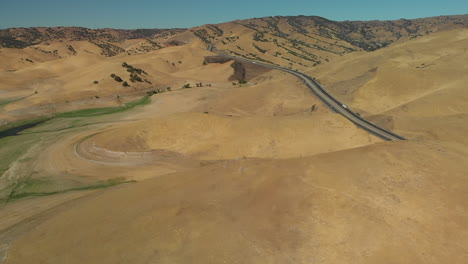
(1, 13), (467, 31)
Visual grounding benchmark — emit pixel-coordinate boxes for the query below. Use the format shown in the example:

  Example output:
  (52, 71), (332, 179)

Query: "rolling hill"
(0, 14), (467, 264)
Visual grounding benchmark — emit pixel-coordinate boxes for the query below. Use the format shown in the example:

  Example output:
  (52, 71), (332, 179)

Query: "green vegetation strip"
(7, 178), (136, 201)
(56, 95), (151, 118)
(0, 95), (31, 107)
(0, 95), (151, 133)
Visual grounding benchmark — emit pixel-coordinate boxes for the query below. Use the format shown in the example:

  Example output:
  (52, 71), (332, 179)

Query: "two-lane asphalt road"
(210, 46), (406, 141)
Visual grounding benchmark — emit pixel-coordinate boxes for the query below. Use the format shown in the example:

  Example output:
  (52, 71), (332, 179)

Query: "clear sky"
(0, 0), (467, 29)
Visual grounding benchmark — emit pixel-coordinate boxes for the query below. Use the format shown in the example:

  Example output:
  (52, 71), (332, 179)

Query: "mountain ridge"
(2, 14), (467, 58)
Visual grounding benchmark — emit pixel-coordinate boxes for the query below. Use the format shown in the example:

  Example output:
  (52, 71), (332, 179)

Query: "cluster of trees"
(122, 62), (147, 75)
(183, 83), (212, 89)
(130, 73), (143, 83)
(146, 87), (172, 96)
(111, 73), (123, 82)
(107, 62), (154, 87)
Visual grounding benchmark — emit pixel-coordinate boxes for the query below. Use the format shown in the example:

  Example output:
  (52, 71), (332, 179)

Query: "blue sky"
(0, 0), (467, 29)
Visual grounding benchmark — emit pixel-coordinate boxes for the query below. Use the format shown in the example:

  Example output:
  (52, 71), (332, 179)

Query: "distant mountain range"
(1, 14), (467, 67)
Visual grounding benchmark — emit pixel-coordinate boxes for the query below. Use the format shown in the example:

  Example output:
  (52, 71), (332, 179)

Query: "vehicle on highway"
(342, 104), (348, 109)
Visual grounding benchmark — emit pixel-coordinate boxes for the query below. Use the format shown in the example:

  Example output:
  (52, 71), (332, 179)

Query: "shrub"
(146, 90), (157, 96)
(166, 87), (172, 91)
(93, 81), (99, 84)
(111, 73), (116, 78)
(122, 81), (130, 87)
(130, 73), (143, 82)
(182, 84), (191, 89)
(114, 76), (123, 82)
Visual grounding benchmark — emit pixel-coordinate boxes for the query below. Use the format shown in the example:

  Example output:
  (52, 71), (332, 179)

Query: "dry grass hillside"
(90, 112), (379, 160)
(0, 41), (240, 122)
(304, 28), (468, 146)
(0, 15), (467, 264)
(0, 27), (184, 54)
(4, 141), (467, 264)
(191, 15), (468, 69)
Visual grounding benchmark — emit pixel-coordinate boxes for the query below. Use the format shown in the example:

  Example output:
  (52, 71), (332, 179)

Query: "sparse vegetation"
(67, 44), (77, 55)
(193, 29), (212, 44)
(90, 41), (125, 57)
(122, 62), (147, 75)
(253, 44), (267, 54)
(146, 90), (158, 96)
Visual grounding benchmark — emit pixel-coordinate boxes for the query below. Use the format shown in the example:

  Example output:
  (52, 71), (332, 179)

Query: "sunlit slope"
(187, 15), (468, 70)
(309, 29), (468, 115)
(89, 112), (379, 160)
(0, 41), (238, 121)
(5, 141), (467, 264)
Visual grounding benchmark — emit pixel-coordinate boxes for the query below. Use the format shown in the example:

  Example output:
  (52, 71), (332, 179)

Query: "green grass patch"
(7, 178), (136, 201)
(0, 134), (41, 176)
(0, 95), (30, 108)
(56, 96), (151, 118)
(1, 95), (151, 135)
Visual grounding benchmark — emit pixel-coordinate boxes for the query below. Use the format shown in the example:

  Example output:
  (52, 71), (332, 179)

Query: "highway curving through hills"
(208, 44), (406, 141)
